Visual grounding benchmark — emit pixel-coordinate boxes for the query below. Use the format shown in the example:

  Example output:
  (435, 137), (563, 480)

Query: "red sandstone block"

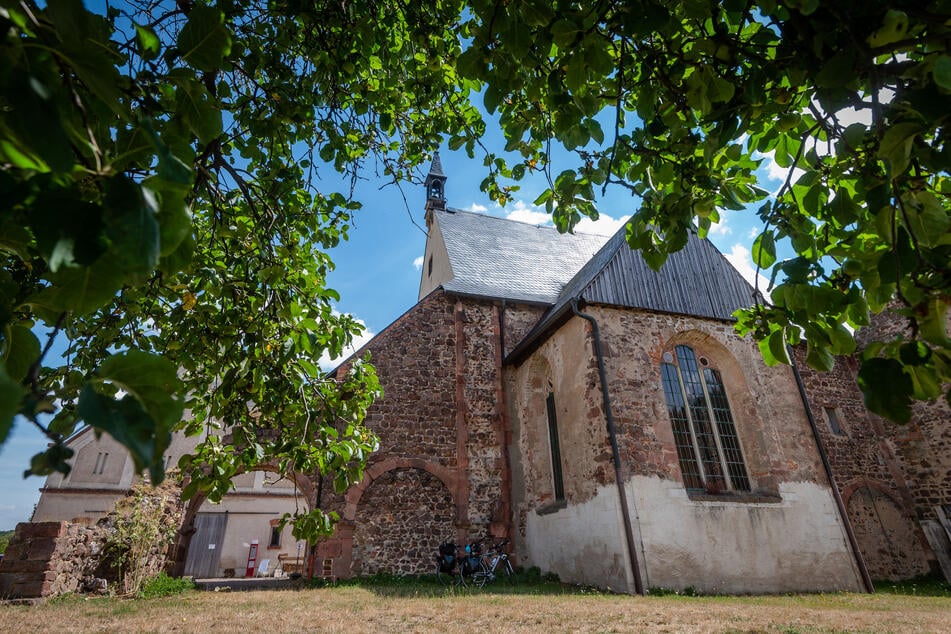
(1, 560), (51, 574)
(16, 522), (66, 539)
(1, 543), (26, 561)
(27, 538), (57, 560)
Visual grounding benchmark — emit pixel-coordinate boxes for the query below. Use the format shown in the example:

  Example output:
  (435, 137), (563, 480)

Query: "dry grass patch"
(2, 581), (949, 633)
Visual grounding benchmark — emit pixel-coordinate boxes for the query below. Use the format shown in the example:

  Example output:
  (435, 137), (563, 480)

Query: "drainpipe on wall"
(788, 346), (875, 594)
(571, 300), (645, 595)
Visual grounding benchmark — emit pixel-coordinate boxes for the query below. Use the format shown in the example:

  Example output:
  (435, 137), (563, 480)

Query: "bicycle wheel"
(435, 561), (449, 585)
(471, 561), (491, 588)
(500, 558), (516, 584)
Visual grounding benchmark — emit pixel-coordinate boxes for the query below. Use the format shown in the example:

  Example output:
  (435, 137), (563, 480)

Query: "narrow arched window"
(660, 345), (750, 492)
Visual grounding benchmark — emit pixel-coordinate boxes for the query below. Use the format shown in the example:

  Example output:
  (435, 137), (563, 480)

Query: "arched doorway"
(846, 484), (930, 580)
(350, 467), (455, 576)
(171, 467), (314, 578)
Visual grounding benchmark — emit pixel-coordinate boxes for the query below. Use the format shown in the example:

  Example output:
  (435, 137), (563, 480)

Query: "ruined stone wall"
(851, 309), (951, 524)
(461, 301), (507, 532)
(0, 522), (104, 600)
(356, 292), (459, 467)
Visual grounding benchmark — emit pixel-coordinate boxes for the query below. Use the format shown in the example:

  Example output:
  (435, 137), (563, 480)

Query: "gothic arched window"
(660, 345), (750, 492)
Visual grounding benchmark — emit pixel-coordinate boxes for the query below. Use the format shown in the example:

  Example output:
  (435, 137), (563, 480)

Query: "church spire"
(424, 152), (447, 224)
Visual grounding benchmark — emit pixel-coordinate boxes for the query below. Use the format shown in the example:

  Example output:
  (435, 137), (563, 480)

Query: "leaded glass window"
(660, 345), (750, 492)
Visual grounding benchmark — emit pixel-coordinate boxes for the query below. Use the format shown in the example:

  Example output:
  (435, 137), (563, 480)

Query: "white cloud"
(487, 198), (628, 237)
(0, 504), (15, 512)
(707, 209), (734, 237)
(748, 226), (760, 240)
(759, 149), (806, 190)
(502, 200), (551, 226)
(465, 203), (488, 213)
(575, 213), (628, 237)
(412, 256), (424, 271)
(724, 243), (771, 292)
(317, 312), (377, 371)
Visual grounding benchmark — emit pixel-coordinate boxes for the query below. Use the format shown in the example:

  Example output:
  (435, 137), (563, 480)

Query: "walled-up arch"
(843, 480), (931, 580)
(346, 461), (457, 576)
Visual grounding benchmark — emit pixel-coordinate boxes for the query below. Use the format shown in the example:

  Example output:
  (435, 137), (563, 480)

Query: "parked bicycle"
(435, 538), (515, 588)
(471, 538), (515, 587)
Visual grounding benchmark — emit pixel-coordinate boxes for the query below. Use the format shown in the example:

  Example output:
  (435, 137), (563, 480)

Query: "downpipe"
(788, 345), (875, 593)
(571, 300), (645, 595)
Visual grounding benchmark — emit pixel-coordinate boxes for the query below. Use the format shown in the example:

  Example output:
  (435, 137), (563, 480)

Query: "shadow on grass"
(307, 570), (604, 598)
(872, 573), (951, 598)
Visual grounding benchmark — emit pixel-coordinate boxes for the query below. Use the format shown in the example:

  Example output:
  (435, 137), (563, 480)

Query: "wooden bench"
(277, 553), (305, 576)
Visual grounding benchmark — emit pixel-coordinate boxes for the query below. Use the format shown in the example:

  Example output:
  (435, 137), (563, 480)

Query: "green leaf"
(805, 338), (835, 372)
(174, 76), (223, 144)
(858, 358), (912, 423)
(758, 328), (790, 366)
(144, 178), (192, 257)
(867, 10), (909, 48)
(932, 55), (951, 92)
(104, 176), (161, 278)
(31, 253), (126, 317)
(79, 384), (169, 483)
(135, 23), (161, 60)
(877, 122), (922, 175)
(919, 298), (951, 347)
(0, 364), (25, 444)
(752, 231), (776, 269)
(29, 191), (105, 271)
(177, 6), (232, 72)
(2, 325), (40, 383)
(904, 191), (950, 247)
(79, 351), (183, 482)
(97, 350), (184, 429)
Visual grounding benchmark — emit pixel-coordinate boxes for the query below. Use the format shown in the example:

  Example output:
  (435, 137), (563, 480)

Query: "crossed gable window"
(660, 345), (750, 492)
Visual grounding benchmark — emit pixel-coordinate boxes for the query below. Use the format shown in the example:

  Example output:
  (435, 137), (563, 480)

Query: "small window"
(824, 406), (846, 437)
(93, 452), (109, 475)
(427, 255), (433, 277)
(546, 392), (565, 501)
(661, 345), (750, 493)
(268, 523), (282, 549)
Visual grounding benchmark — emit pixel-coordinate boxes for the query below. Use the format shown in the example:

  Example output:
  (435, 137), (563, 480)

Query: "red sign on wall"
(245, 539), (259, 578)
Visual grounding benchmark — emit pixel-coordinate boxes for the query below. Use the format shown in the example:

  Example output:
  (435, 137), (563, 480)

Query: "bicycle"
(435, 541), (462, 586)
(471, 538), (515, 588)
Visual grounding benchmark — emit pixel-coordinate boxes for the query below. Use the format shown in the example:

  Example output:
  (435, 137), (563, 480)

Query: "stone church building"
(31, 157), (950, 593)
(309, 157), (950, 593)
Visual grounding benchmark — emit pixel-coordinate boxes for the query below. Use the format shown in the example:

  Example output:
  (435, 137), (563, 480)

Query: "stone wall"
(507, 307), (865, 593)
(1, 479), (183, 600)
(0, 522), (105, 600)
(350, 468), (454, 576)
(795, 308), (951, 580)
(323, 291), (516, 577)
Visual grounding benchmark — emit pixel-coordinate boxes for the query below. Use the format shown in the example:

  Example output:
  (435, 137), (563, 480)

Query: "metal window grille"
(660, 346), (750, 492)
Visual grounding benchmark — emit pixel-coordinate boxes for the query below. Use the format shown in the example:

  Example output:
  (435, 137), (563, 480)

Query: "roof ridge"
(436, 207), (609, 238)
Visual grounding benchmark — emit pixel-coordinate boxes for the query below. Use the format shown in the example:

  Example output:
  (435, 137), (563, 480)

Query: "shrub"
(101, 478), (183, 596)
(138, 572), (195, 599)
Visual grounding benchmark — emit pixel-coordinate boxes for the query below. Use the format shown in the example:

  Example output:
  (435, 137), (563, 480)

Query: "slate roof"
(506, 225), (758, 364)
(435, 208), (610, 304)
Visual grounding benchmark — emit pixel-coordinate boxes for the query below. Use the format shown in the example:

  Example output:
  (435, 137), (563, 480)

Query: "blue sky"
(0, 145), (783, 530)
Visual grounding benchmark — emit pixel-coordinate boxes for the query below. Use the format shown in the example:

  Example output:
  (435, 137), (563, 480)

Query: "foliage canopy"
(0, 0), (949, 541)
(458, 0), (951, 422)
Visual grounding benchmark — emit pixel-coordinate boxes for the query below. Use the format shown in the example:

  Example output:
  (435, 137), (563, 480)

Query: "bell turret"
(424, 152), (447, 225)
